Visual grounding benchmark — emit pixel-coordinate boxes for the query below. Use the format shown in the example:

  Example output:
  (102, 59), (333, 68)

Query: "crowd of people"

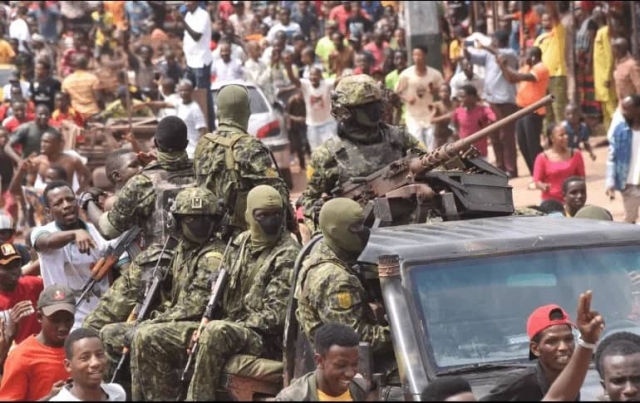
(0, 0), (637, 402)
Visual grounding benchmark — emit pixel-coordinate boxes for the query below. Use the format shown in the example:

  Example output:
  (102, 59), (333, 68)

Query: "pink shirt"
(451, 105), (496, 156)
(364, 41), (389, 69)
(533, 150), (586, 203)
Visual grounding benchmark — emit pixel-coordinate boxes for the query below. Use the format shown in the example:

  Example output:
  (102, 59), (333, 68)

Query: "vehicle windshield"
(211, 87), (270, 114)
(409, 245), (640, 371)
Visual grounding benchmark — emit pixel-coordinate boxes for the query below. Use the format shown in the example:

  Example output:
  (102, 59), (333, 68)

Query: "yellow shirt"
(533, 22), (566, 77)
(593, 26), (616, 102)
(92, 11), (117, 49)
(317, 389), (353, 401)
(449, 39), (462, 62)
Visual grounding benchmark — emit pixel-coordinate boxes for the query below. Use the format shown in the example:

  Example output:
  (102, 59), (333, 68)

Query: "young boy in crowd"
(50, 328), (126, 401)
(431, 83), (456, 148)
(451, 84), (496, 159)
(0, 284), (75, 401)
(562, 103), (596, 162)
(101, 148), (143, 212)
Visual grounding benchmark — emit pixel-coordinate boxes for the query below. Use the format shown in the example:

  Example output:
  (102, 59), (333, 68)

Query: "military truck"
(208, 94), (640, 401)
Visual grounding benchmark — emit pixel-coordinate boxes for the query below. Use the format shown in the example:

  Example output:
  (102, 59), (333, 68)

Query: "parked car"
(210, 80), (293, 188)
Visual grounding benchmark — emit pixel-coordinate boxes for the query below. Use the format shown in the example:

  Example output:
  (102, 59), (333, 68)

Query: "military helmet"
(172, 187), (219, 216)
(331, 74), (383, 108)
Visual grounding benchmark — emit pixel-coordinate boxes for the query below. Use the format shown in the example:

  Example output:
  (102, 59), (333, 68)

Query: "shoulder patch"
(337, 292), (352, 309)
(265, 167), (278, 178)
(306, 165), (314, 181)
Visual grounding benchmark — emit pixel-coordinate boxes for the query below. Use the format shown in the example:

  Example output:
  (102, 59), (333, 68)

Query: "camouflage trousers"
(100, 321), (136, 397)
(131, 321), (198, 401)
(83, 261), (143, 332)
(186, 320), (264, 401)
(82, 250), (173, 332)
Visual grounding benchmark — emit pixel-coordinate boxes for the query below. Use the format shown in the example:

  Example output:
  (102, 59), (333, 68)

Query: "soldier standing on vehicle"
(295, 198), (392, 368)
(275, 322), (369, 401)
(81, 116), (195, 331)
(193, 84), (294, 240)
(300, 74), (425, 235)
(99, 187), (226, 397)
(185, 185), (300, 401)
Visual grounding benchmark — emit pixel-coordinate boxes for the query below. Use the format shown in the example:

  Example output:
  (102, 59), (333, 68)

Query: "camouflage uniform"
(301, 75), (425, 233)
(294, 240), (391, 353)
(84, 153), (194, 331)
(186, 186), (301, 401)
(193, 84), (290, 238)
(100, 188), (225, 399)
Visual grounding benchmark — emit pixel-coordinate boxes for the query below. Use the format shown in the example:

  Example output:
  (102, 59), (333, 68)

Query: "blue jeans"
(185, 64), (215, 131)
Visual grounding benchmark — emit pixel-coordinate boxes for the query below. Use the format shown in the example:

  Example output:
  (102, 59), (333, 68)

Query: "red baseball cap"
(527, 304), (574, 359)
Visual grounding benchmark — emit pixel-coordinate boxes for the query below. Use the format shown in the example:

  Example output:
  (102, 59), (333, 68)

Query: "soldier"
(81, 116), (194, 331)
(99, 187), (226, 397)
(184, 185), (300, 401)
(300, 74), (426, 234)
(295, 198), (392, 370)
(193, 84), (295, 240)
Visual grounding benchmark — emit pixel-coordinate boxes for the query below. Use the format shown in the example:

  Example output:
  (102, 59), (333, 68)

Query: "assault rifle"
(330, 94), (555, 224)
(180, 236), (234, 383)
(110, 236), (175, 383)
(75, 226), (142, 308)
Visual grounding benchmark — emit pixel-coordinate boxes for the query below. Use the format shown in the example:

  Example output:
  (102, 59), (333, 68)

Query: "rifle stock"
(180, 237), (234, 383)
(335, 94), (555, 202)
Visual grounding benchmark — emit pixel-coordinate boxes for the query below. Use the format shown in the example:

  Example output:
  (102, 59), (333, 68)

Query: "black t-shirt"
(347, 15), (374, 36)
(480, 362), (579, 401)
(30, 77), (61, 112)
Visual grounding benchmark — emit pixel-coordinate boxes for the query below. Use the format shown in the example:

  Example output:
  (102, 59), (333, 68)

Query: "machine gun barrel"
(410, 94), (555, 175)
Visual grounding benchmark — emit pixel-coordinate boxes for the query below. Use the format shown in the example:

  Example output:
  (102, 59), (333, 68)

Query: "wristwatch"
(577, 336), (597, 350)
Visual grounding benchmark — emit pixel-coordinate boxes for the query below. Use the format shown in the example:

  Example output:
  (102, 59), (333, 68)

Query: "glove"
(123, 326), (137, 348)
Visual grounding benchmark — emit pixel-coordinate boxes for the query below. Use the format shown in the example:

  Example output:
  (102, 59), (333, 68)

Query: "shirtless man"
(32, 131), (90, 194)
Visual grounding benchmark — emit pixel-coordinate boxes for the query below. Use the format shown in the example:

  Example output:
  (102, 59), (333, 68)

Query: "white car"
(210, 80), (293, 188)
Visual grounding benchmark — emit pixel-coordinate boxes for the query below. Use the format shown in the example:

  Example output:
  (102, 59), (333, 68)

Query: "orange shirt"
(0, 335), (68, 401)
(104, 1), (126, 30)
(516, 62), (550, 115)
(61, 70), (101, 118)
(52, 107), (85, 128)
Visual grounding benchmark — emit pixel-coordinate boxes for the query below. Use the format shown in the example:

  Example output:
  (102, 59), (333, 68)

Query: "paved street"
(289, 135), (627, 222)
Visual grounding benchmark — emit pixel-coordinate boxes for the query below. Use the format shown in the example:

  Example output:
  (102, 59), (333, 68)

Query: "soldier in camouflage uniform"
(300, 74), (426, 234)
(193, 84), (295, 240)
(184, 185), (301, 401)
(100, 187), (226, 399)
(81, 116), (195, 331)
(295, 197), (392, 359)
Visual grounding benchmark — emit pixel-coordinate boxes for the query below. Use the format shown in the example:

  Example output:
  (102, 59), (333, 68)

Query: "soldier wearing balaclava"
(193, 84), (296, 241)
(294, 197), (392, 358)
(184, 185), (301, 401)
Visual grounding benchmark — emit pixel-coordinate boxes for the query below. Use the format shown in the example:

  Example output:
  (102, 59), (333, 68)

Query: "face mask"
(352, 102), (382, 127)
(255, 214), (283, 236)
(180, 217), (215, 244)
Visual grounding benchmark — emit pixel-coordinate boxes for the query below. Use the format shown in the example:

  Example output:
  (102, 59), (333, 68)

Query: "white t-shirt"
(30, 220), (117, 330)
(300, 78), (334, 126)
(211, 43), (247, 63)
(9, 18), (30, 53)
(211, 58), (244, 83)
(267, 22), (302, 43)
(50, 383), (126, 401)
(396, 65), (445, 129)
(183, 8), (213, 68)
(158, 93), (182, 118)
(627, 130), (640, 185)
(172, 100), (206, 158)
(3, 81), (31, 102)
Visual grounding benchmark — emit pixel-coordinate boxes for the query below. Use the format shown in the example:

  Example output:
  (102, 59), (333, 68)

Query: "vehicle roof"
(210, 80), (257, 90)
(360, 215), (640, 264)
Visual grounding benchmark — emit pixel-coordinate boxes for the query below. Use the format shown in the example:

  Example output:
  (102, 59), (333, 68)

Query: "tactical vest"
(203, 131), (249, 230)
(139, 163), (195, 250)
(325, 125), (407, 185)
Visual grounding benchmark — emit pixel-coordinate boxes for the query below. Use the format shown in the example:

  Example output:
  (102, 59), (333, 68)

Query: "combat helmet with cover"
(171, 187), (219, 216)
(330, 74), (383, 120)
